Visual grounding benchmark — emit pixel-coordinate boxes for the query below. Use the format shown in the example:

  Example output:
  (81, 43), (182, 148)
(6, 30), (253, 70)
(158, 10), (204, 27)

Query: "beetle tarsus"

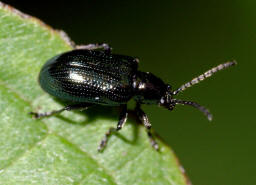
(98, 105), (128, 152)
(29, 112), (43, 119)
(147, 131), (159, 150)
(29, 103), (91, 119)
(98, 127), (116, 152)
(29, 109), (63, 119)
(135, 103), (159, 151)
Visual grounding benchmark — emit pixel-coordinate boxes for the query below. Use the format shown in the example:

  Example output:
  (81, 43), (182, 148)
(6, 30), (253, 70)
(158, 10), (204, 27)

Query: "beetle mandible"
(30, 43), (236, 151)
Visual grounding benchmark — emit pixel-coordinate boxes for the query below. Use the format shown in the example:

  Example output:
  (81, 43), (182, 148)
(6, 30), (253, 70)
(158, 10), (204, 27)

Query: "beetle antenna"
(173, 99), (213, 121)
(173, 60), (237, 95)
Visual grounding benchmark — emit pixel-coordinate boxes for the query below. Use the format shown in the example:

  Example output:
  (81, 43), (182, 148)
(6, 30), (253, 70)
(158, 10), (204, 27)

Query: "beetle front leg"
(29, 103), (92, 119)
(75, 43), (111, 52)
(135, 103), (159, 150)
(98, 105), (128, 152)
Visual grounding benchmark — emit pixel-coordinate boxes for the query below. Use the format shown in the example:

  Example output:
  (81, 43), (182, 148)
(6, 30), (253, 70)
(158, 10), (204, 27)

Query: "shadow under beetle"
(30, 43), (236, 151)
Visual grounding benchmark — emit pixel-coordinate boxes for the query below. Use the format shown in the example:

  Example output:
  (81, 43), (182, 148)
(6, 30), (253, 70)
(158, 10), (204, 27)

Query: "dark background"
(2, 1), (255, 185)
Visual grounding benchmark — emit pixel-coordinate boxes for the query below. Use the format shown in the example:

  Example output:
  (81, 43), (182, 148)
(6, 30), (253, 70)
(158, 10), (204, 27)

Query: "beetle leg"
(135, 103), (159, 150)
(98, 105), (128, 152)
(75, 43), (111, 52)
(29, 103), (92, 119)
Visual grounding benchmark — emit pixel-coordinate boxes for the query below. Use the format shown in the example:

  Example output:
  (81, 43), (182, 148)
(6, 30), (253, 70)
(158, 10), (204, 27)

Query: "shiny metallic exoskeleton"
(30, 43), (236, 151)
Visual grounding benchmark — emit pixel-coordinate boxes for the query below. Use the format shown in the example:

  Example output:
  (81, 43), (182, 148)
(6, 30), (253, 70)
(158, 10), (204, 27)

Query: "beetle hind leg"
(135, 103), (159, 150)
(75, 43), (111, 52)
(29, 103), (92, 119)
(98, 105), (128, 152)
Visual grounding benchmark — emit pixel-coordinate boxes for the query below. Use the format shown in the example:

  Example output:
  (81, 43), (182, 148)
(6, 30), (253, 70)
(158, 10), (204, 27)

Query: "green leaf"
(0, 2), (190, 185)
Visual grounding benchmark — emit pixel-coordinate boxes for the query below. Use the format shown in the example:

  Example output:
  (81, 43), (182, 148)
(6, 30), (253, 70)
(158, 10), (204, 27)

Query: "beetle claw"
(152, 141), (159, 151)
(29, 112), (41, 119)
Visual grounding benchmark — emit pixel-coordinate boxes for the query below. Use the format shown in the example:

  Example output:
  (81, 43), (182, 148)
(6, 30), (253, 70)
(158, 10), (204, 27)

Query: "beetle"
(30, 43), (236, 151)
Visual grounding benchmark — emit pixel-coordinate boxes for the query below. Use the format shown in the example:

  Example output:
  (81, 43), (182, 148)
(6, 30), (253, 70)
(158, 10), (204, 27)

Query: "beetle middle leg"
(98, 104), (128, 152)
(75, 43), (111, 52)
(29, 103), (92, 119)
(135, 103), (159, 150)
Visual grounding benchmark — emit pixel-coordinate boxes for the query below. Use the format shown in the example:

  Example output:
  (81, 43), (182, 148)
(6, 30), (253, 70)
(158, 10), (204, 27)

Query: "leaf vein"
(0, 133), (49, 172)
(54, 134), (118, 185)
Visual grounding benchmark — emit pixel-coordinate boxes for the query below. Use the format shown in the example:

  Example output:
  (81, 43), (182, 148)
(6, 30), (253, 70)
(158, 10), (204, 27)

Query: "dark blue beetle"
(30, 43), (236, 151)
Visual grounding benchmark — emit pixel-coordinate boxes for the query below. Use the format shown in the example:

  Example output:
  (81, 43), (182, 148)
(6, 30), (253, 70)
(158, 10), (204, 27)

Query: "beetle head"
(133, 72), (168, 105)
